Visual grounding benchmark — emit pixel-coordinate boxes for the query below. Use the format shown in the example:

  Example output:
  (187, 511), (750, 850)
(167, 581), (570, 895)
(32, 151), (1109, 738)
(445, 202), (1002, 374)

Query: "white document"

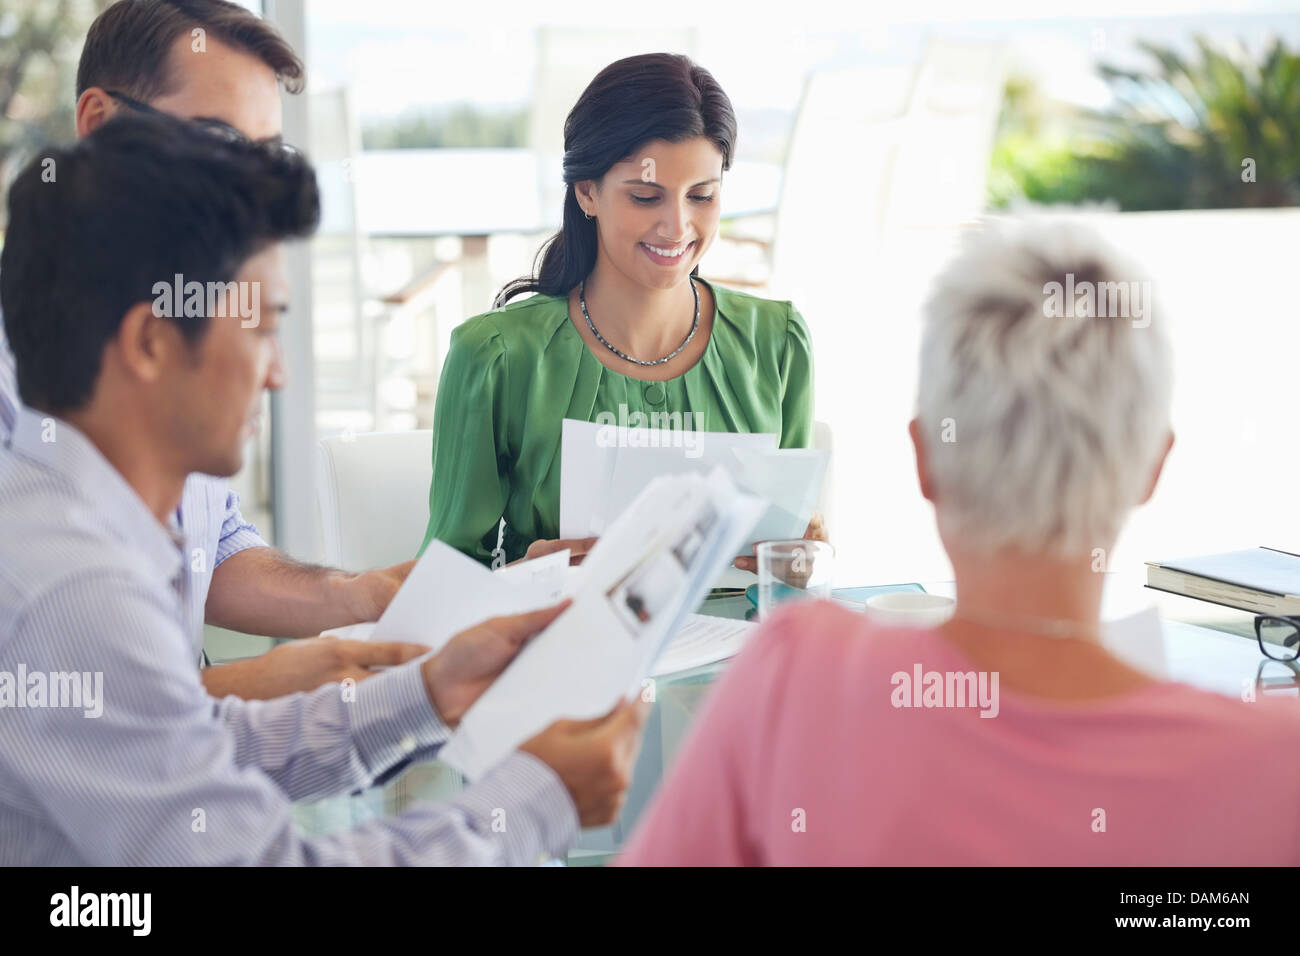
(1100, 606), (1166, 678)
(651, 613), (758, 677)
(559, 418), (826, 547)
(439, 468), (766, 780)
(319, 621), (378, 641)
(332, 543), (571, 650)
(495, 547), (574, 599)
(559, 418), (776, 538)
(729, 446), (828, 543)
(319, 549), (573, 646)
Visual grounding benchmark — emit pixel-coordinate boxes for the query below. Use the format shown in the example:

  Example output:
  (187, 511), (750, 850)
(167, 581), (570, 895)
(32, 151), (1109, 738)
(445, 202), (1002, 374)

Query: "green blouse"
(418, 279), (814, 566)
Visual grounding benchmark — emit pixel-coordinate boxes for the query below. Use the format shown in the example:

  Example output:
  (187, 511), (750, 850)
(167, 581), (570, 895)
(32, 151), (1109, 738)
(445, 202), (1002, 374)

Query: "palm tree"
(990, 35), (1300, 210)
(1092, 36), (1300, 208)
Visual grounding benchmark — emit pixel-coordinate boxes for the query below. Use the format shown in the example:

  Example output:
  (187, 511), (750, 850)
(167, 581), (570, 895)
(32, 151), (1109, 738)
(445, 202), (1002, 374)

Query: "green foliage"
(0, 0), (112, 225)
(990, 36), (1300, 210)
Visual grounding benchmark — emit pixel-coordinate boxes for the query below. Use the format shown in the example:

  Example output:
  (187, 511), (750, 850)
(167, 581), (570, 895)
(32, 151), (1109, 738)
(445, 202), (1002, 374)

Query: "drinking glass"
(756, 539), (834, 618)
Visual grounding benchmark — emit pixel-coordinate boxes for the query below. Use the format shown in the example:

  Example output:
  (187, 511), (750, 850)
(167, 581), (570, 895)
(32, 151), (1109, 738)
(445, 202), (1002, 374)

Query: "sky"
(305, 0), (1300, 26)
(300, 1), (1300, 119)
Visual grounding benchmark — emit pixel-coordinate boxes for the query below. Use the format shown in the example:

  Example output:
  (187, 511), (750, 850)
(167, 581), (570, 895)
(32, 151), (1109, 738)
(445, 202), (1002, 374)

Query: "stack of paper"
(439, 467), (765, 779)
(651, 614), (758, 677)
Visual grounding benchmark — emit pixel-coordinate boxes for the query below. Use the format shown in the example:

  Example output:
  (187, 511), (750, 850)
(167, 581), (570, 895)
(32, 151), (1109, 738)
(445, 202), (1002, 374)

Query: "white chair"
(882, 37), (1007, 230)
(767, 62), (917, 301)
(314, 429), (456, 814)
(316, 430), (433, 571)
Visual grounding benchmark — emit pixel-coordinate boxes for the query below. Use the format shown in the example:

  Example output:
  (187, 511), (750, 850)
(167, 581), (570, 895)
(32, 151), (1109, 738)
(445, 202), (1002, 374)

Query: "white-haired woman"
(620, 220), (1300, 866)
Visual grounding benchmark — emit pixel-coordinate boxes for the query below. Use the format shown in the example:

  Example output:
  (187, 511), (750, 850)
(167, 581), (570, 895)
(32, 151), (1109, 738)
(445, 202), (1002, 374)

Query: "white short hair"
(916, 219), (1173, 556)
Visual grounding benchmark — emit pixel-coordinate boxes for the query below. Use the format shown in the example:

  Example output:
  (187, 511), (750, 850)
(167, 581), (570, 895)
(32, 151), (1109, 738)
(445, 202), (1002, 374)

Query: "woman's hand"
(733, 512), (828, 574)
(509, 537), (599, 567)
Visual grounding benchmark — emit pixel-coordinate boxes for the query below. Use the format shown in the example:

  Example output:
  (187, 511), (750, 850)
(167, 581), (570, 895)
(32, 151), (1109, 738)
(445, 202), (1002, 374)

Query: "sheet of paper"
(651, 613), (758, 677)
(1100, 606), (1166, 678)
(436, 595), (648, 777)
(559, 418), (776, 538)
(440, 468), (766, 780)
(714, 567), (758, 591)
(728, 446), (828, 543)
(319, 621), (378, 641)
(366, 541), (568, 650)
(319, 550), (572, 644)
(494, 546), (574, 597)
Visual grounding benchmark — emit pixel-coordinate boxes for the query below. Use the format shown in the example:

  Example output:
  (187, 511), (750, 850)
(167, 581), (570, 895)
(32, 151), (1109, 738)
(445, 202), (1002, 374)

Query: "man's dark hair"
(77, 0), (305, 100)
(0, 112), (319, 413)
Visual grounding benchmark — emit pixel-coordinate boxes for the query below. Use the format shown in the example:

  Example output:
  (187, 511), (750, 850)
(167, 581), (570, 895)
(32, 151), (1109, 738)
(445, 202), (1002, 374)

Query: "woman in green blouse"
(420, 53), (816, 567)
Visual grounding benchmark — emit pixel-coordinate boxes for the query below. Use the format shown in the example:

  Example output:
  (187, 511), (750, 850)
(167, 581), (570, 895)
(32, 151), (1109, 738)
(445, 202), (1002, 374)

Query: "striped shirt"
(178, 473), (265, 658)
(0, 322), (14, 437)
(0, 405), (578, 864)
(0, 328), (265, 653)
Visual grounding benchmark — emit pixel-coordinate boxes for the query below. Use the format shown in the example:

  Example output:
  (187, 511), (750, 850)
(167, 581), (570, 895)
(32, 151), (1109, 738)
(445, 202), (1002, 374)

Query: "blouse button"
(644, 383), (666, 406)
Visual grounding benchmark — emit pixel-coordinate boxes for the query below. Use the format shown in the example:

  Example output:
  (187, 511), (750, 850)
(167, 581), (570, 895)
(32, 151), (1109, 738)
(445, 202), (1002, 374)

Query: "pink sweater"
(620, 601), (1300, 866)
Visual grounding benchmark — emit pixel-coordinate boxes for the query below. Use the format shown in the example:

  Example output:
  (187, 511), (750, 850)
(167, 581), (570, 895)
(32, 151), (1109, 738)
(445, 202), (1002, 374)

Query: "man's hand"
(520, 698), (651, 827)
(201, 637), (430, 701)
(421, 601), (571, 727)
(510, 537), (598, 567)
(207, 550), (417, 638)
(733, 512), (828, 574)
(337, 559), (416, 624)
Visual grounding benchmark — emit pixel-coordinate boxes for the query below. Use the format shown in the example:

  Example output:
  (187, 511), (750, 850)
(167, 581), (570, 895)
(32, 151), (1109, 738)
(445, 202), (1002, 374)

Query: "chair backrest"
(316, 430), (433, 571)
(769, 62), (917, 298)
(527, 27), (700, 220)
(883, 37), (1007, 230)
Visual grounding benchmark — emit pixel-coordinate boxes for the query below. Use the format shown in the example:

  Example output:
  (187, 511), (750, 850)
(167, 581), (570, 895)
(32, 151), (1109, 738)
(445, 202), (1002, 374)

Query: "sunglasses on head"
(104, 89), (296, 154)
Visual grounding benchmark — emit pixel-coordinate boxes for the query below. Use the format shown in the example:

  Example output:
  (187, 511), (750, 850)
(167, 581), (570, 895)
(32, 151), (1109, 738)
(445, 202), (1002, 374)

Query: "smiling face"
(575, 137), (725, 292)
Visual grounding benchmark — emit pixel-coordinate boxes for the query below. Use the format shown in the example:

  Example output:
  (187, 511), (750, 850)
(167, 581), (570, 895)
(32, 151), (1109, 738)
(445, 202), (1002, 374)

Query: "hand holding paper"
(422, 600), (572, 727)
(355, 541), (571, 650)
(734, 508), (829, 574)
(518, 697), (651, 827)
(439, 467), (766, 780)
(514, 536), (599, 567)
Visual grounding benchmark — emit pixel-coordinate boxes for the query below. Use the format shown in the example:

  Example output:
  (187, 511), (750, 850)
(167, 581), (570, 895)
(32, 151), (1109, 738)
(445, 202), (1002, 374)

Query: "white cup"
(864, 592), (955, 628)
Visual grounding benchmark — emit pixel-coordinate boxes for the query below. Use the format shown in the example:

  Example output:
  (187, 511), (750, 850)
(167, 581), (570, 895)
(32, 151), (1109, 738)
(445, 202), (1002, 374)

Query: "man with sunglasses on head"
(0, 0), (426, 700)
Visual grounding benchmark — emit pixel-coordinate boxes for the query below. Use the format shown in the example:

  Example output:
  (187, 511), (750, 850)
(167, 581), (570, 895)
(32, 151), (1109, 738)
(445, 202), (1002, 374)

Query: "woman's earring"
(584, 211), (593, 221)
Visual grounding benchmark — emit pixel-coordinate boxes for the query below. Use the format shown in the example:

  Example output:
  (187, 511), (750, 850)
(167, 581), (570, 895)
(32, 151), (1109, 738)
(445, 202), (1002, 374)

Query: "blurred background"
(2, 0), (1298, 613)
